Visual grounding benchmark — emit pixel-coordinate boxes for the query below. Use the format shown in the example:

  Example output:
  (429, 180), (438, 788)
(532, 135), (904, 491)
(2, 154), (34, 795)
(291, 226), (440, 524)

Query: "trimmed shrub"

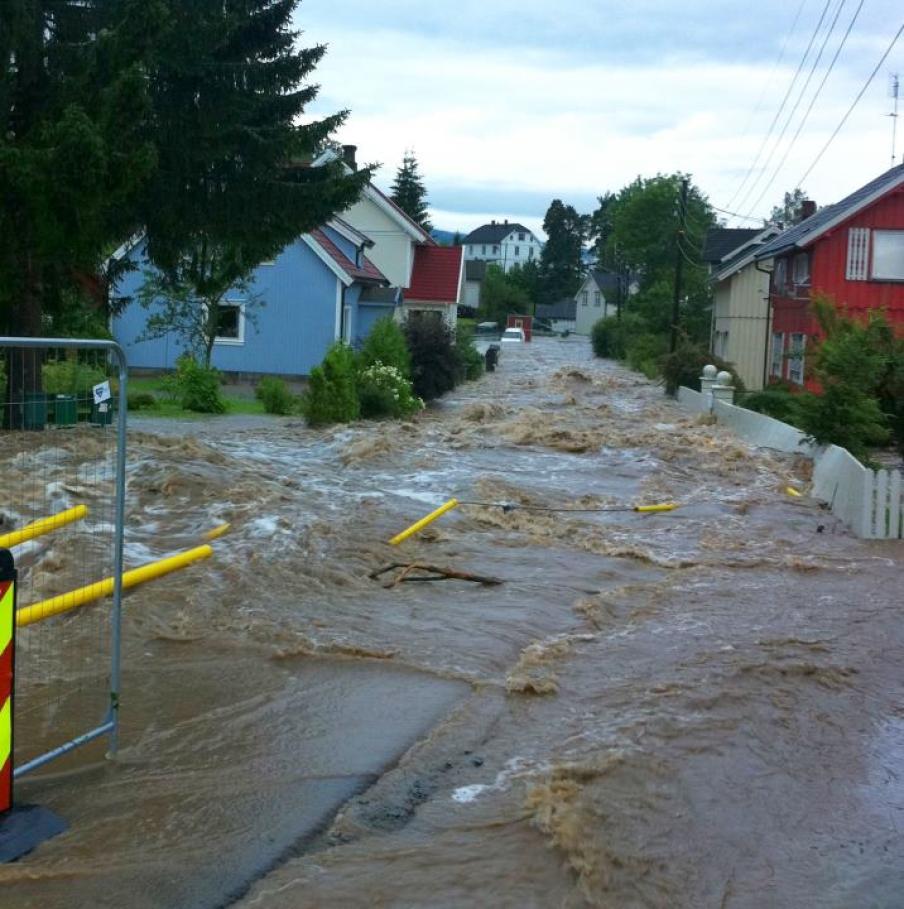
(404, 317), (460, 401)
(42, 360), (107, 394)
(127, 392), (157, 411)
(357, 361), (423, 419)
(740, 387), (804, 425)
(358, 316), (411, 378)
(301, 342), (359, 426)
(163, 357), (226, 413)
(255, 376), (296, 415)
(660, 339), (745, 397)
(454, 326), (484, 382)
(591, 316), (623, 359)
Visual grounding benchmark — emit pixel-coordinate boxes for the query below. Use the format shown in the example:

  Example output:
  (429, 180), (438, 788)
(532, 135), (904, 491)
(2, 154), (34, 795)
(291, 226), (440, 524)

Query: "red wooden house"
(755, 164), (904, 389)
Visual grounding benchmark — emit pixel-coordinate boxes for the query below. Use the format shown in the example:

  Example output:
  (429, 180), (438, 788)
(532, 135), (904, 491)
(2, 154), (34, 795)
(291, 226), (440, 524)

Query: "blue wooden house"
(112, 219), (398, 377)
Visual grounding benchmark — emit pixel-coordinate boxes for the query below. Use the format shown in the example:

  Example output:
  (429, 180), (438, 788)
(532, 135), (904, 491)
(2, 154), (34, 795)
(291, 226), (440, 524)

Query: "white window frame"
(871, 230), (904, 281)
(773, 259), (787, 295)
(581, 290), (589, 307)
(514, 246), (520, 257)
(846, 227), (870, 281)
(213, 301), (245, 346)
(593, 291), (602, 307)
(788, 333), (806, 385)
(771, 332), (785, 379)
(342, 304), (352, 344)
(792, 252), (810, 287)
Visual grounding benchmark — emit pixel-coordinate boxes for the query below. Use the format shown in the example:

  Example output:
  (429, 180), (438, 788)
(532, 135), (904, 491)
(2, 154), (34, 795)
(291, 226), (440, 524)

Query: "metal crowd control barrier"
(0, 338), (127, 781)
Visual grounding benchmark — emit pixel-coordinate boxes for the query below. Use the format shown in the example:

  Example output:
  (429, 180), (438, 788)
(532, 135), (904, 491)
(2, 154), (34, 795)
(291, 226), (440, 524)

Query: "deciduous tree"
(538, 200), (587, 304)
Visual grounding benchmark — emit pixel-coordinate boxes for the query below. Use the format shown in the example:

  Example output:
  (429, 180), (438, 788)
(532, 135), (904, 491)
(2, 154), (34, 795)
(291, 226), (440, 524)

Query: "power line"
(710, 205), (765, 222)
(737, 0), (848, 218)
(744, 0), (865, 219)
(797, 21), (904, 186)
(724, 0), (834, 211)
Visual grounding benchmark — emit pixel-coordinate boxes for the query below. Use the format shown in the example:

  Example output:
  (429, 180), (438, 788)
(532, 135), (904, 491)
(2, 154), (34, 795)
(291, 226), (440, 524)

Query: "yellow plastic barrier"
(16, 544), (214, 628)
(203, 523), (231, 541)
(389, 499), (460, 546)
(634, 503), (678, 513)
(785, 487), (803, 498)
(0, 505), (88, 550)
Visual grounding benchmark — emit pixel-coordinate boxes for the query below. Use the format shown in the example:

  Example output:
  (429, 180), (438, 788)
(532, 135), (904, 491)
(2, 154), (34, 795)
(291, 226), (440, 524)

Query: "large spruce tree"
(538, 200), (587, 304)
(390, 151), (432, 231)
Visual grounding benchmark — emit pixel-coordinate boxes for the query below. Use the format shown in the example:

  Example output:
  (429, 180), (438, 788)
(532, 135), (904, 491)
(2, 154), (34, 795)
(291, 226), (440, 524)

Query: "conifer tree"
(538, 200), (587, 304)
(390, 151), (432, 231)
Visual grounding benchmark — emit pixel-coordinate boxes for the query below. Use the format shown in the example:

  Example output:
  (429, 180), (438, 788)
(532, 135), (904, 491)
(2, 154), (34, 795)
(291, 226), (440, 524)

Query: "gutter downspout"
(755, 259), (773, 390)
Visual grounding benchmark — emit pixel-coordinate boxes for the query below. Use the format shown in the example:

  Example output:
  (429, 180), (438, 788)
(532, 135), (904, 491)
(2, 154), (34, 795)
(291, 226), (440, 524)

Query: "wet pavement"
(1, 337), (902, 908)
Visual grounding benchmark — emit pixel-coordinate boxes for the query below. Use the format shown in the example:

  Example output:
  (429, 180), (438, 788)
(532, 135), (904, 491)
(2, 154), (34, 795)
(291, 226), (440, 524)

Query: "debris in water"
(370, 562), (504, 589)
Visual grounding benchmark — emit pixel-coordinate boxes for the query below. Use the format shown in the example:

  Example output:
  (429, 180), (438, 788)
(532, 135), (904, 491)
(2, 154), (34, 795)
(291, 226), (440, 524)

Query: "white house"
(462, 221), (543, 273)
(574, 270), (621, 335)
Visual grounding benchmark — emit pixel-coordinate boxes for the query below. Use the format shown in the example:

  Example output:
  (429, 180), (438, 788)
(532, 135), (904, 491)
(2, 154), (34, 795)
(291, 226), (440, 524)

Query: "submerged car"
(500, 327), (525, 344)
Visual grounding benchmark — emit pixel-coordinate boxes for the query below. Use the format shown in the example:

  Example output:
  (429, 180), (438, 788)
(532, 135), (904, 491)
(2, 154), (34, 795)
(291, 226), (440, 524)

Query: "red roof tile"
(405, 246), (463, 304)
(309, 229), (388, 285)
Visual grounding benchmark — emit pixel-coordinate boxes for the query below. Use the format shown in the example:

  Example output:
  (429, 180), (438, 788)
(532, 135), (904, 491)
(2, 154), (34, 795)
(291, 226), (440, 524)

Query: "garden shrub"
(660, 339), (745, 396)
(301, 342), (359, 426)
(358, 316), (411, 378)
(357, 361), (423, 419)
(127, 391), (157, 411)
(453, 326), (484, 382)
(404, 317), (460, 401)
(591, 316), (623, 359)
(255, 376), (296, 415)
(42, 360), (107, 394)
(740, 386), (804, 425)
(625, 333), (668, 378)
(162, 356), (226, 413)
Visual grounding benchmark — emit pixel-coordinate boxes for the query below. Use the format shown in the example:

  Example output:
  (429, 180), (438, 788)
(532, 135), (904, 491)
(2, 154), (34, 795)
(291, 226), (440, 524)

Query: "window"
(482, 245), (487, 255)
(792, 252), (810, 287)
(593, 292), (602, 307)
(493, 245), (499, 254)
(514, 246), (520, 256)
(342, 305), (352, 344)
(528, 247), (534, 260)
(872, 230), (904, 280)
(518, 232), (525, 241)
(773, 259), (787, 295)
(788, 333), (806, 385)
(846, 228), (870, 281)
(771, 332), (785, 378)
(215, 303), (244, 344)
(581, 290), (589, 307)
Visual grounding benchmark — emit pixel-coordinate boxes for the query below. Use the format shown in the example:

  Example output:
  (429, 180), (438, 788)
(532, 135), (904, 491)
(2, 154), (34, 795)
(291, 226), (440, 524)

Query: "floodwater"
(1, 337), (902, 907)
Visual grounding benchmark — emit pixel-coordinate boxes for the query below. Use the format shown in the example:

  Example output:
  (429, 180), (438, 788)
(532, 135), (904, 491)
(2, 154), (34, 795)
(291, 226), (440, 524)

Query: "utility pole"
(890, 74), (900, 166)
(671, 177), (689, 354)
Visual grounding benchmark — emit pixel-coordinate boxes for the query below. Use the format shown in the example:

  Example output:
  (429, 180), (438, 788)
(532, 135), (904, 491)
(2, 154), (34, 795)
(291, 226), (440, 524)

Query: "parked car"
(500, 327), (525, 344)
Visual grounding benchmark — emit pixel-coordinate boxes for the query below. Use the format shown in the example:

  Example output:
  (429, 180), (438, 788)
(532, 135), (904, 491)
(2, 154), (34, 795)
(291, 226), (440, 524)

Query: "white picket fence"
(677, 385), (904, 540)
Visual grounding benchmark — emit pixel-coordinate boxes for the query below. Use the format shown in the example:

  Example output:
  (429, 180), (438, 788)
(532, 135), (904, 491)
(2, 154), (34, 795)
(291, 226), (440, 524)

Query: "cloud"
(296, 2), (904, 230)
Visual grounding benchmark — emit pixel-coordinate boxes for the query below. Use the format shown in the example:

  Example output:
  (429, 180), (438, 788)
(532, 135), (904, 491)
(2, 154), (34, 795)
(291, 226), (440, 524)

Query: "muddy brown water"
(1, 337), (902, 908)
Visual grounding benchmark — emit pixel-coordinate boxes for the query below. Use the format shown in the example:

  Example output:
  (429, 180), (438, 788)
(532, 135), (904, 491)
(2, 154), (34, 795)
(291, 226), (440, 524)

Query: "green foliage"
(42, 360), (107, 394)
(626, 333), (669, 378)
(390, 151), (432, 231)
(162, 356), (226, 414)
(358, 317), (411, 379)
(479, 265), (531, 323)
(794, 298), (891, 460)
(357, 362), (423, 420)
(453, 327), (485, 382)
(740, 387), (804, 424)
(404, 317), (460, 401)
(660, 339), (745, 397)
(255, 376), (296, 415)
(591, 316), (625, 359)
(538, 200), (587, 304)
(769, 188), (811, 227)
(301, 342), (359, 426)
(127, 391), (158, 411)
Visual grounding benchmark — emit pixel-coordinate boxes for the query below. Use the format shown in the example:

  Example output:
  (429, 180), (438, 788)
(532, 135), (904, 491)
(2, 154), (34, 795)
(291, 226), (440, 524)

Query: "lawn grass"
(126, 374), (268, 418)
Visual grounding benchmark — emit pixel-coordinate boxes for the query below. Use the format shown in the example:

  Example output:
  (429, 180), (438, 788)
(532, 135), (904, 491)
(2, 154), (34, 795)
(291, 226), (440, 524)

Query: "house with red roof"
(754, 164), (904, 389)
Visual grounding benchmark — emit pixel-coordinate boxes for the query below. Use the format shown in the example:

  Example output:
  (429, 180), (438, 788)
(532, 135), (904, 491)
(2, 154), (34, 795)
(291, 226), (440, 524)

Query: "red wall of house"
(770, 186), (904, 387)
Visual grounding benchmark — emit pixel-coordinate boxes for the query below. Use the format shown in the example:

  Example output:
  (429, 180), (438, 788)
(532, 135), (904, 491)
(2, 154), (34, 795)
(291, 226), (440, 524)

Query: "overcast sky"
(296, 1), (904, 235)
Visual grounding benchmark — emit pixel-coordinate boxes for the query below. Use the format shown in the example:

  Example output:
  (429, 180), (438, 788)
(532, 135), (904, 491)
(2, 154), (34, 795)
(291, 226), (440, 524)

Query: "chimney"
(800, 199), (817, 220)
(491, 219), (496, 225)
(342, 145), (358, 171)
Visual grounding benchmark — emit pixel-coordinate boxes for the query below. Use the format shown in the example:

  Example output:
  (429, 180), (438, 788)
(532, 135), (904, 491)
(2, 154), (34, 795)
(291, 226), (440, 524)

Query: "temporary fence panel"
(0, 338), (127, 780)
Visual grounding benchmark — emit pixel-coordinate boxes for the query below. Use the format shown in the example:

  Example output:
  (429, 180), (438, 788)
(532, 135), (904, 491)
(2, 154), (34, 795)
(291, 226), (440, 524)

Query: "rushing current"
(1, 337), (902, 908)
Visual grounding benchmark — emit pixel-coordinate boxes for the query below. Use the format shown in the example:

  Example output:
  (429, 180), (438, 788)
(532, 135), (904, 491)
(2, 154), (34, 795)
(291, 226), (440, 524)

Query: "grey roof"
(465, 260), (488, 282)
(590, 270), (620, 294)
(536, 299), (577, 321)
(702, 228), (761, 264)
(463, 222), (533, 245)
(756, 164), (904, 259)
(359, 286), (400, 305)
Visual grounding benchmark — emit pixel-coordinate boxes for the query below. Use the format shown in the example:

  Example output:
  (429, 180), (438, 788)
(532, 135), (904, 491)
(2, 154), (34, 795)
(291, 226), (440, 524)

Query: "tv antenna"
(891, 73), (900, 166)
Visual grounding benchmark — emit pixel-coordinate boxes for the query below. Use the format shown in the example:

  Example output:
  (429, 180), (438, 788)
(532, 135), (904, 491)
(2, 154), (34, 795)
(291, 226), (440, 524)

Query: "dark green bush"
(625, 333), (668, 378)
(740, 387), (804, 425)
(660, 339), (745, 397)
(454, 326), (484, 382)
(357, 362), (423, 419)
(162, 356), (226, 413)
(591, 316), (623, 359)
(255, 376), (296, 415)
(358, 316), (411, 378)
(127, 391), (157, 411)
(404, 317), (460, 401)
(301, 342), (359, 426)
(42, 360), (107, 394)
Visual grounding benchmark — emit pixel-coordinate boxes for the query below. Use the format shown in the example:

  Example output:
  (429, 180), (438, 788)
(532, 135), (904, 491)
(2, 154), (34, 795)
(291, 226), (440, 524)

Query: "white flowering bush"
(357, 360), (424, 419)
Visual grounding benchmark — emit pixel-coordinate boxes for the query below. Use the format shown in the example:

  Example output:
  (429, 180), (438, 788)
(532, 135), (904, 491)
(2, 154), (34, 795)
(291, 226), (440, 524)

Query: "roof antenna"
(890, 73), (900, 166)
